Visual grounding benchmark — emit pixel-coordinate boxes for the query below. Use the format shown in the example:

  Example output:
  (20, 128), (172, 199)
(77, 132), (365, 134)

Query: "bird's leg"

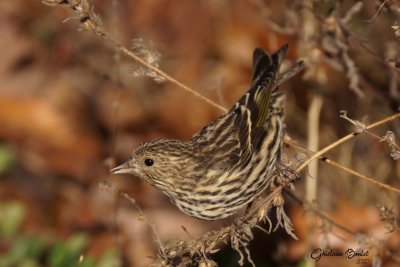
(275, 160), (301, 188)
(270, 149), (300, 188)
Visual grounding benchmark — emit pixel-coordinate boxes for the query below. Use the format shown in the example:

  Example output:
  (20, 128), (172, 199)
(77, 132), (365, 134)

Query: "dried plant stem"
(287, 140), (400, 194)
(296, 113), (400, 172)
(305, 95), (323, 203)
(120, 192), (165, 254)
(99, 181), (165, 253)
(43, 0), (226, 112)
(108, 2), (123, 167)
(102, 38), (227, 112)
(367, 130), (400, 151)
(305, 95), (323, 266)
(300, 0), (319, 264)
(324, 159), (400, 194)
(116, 46), (226, 112)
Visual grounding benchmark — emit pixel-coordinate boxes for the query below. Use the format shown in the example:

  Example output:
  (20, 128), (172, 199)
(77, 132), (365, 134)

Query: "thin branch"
(336, 19), (400, 75)
(117, 46), (226, 112)
(365, 0), (388, 22)
(340, 112), (400, 161)
(305, 95), (323, 203)
(305, 94), (323, 267)
(99, 181), (165, 253)
(296, 113), (400, 172)
(286, 140), (400, 194)
(299, 2), (400, 75)
(42, 0), (226, 112)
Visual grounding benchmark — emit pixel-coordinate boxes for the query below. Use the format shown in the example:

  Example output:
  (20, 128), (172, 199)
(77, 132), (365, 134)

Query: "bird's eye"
(144, 158), (154, 166)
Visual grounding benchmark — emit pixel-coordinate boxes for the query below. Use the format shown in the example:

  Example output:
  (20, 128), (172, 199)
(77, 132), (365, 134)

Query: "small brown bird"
(111, 45), (303, 220)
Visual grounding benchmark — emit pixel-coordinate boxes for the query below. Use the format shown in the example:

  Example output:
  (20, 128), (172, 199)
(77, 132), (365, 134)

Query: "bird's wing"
(191, 45), (299, 169)
(191, 111), (244, 169)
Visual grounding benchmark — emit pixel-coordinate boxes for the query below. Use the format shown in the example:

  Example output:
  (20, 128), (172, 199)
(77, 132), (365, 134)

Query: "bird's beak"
(110, 161), (134, 175)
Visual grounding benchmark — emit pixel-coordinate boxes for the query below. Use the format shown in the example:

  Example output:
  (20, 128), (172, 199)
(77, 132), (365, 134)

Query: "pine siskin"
(111, 44), (303, 220)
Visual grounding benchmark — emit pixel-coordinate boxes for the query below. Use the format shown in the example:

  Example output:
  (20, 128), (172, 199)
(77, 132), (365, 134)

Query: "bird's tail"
(236, 45), (289, 131)
(226, 45), (302, 155)
(251, 44), (288, 91)
(237, 44), (302, 151)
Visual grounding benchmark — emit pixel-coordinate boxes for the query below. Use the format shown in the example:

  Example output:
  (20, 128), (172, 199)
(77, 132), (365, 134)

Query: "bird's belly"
(170, 159), (276, 220)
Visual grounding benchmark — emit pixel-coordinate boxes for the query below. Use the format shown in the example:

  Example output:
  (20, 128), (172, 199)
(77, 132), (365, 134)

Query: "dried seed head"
(258, 207), (267, 221)
(381, 131), (400, 160)
(392, 22), (400, 37)
(273, 194), (284, 207)
(130, 38), (165, 83)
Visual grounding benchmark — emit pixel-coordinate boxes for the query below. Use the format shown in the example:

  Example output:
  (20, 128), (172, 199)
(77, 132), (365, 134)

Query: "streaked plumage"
(111, 45), (303, 220)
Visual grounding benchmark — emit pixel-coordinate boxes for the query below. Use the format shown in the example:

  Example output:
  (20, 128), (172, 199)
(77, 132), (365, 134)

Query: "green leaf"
(0, 201), (26, 238)
(0, 236), (45, 266)
(17, 258), (41, 267)
(96, 250), (121, 267)
(65, 233), (89, 254)
(48, 233), (90, 267)
(0, 145), (15, 174)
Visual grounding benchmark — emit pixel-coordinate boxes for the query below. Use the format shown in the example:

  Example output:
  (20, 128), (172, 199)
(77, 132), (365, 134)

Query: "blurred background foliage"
(0, 201), (119, 267)
(0, 0), (399, 266)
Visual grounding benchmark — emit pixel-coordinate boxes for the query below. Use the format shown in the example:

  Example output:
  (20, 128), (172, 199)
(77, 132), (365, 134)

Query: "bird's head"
(110, 139), (191, 192)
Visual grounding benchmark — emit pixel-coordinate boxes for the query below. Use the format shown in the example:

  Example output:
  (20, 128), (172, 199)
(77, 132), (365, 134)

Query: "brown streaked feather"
(192, 45), (289, 168)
